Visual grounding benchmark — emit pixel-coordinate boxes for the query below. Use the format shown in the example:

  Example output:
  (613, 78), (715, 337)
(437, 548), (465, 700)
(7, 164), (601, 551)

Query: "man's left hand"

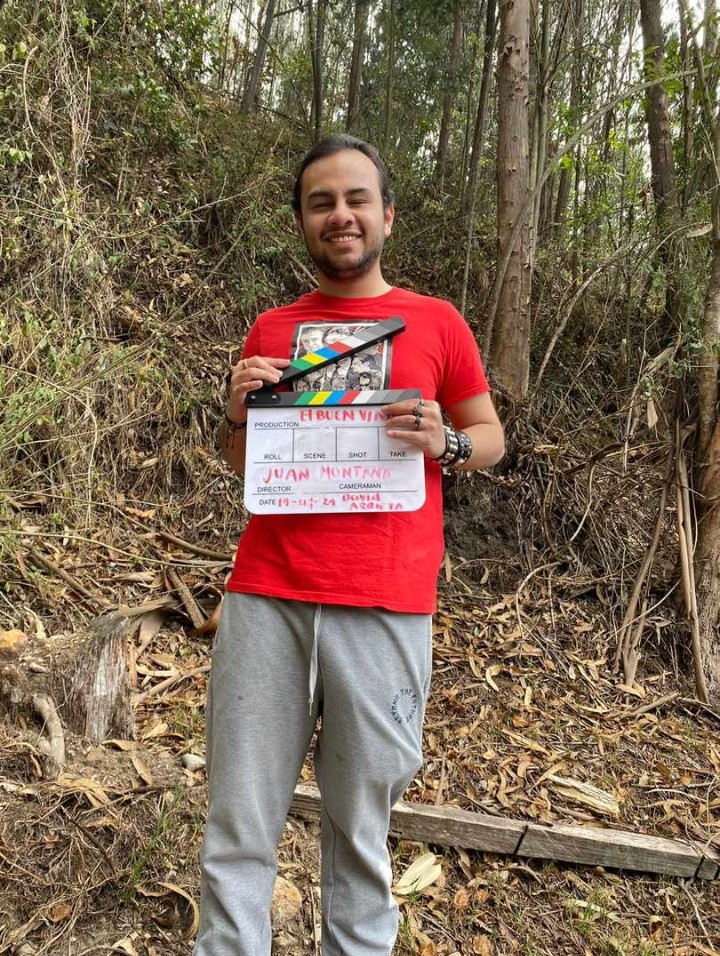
(382, 397), (446, 459)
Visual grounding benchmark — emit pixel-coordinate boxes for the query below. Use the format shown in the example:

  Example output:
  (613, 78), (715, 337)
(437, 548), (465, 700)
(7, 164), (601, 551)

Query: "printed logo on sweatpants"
(391, 688), (418, 724)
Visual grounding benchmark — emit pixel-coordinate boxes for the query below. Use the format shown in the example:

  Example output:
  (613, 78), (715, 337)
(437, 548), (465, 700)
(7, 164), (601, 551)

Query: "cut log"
(51, 613), (135, 741)
(0, 612), (136, 764)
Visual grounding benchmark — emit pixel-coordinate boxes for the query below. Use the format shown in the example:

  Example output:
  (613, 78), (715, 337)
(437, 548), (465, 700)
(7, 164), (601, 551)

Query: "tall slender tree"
(639, 0), (683, 326)
(241, 0), (277, 113)
(489, 0), (532, 398)
(435, 0), (465, 188)
(308, 0), (328, 140)
(347, 0), (371, 132)
(382, 0), (397, 152)
(460, 0), (496, 315)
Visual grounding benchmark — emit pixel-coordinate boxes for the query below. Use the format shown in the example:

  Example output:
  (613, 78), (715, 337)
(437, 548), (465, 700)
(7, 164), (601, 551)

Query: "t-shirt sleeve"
(241, 320), (261, 360)
(436, 306), (490, 408)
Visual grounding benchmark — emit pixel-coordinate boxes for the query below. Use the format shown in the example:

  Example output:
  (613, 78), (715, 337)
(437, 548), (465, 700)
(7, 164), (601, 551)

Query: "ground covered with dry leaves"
(2, 513), (719, 956)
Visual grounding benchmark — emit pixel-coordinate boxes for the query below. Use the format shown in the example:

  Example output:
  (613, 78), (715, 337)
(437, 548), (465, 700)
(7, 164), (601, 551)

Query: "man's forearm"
(219, 420), (249, 474)
(454, 422), (505, 471)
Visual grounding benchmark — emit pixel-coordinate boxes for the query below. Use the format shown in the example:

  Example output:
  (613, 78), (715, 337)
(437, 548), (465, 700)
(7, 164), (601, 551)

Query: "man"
(195, 134), (504, 956)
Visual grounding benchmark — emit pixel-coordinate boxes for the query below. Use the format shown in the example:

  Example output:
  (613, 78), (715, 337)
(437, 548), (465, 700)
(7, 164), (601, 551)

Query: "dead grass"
(1, 563), (719, 954)
(2, 9), (718, 953)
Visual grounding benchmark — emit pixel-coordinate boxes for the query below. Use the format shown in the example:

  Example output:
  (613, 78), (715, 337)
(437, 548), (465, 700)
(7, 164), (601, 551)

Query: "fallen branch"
(157, 530), (233, 562)
(26, 549), (111, 609)
(628, 691), (680, 718)
(133, 664), (210, 705)
(166, 568), (206, 630)
(614, 448), (673, 681)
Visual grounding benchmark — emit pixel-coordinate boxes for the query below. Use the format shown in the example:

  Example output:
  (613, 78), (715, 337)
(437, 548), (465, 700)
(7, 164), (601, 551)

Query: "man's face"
(296, 150), (394, 283)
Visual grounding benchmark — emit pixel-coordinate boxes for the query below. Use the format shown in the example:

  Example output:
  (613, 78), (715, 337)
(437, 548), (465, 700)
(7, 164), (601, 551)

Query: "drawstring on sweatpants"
(309, 604), (322, 712)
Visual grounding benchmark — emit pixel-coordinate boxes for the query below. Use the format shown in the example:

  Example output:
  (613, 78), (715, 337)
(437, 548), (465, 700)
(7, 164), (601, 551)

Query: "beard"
(304, 231), (386, 282)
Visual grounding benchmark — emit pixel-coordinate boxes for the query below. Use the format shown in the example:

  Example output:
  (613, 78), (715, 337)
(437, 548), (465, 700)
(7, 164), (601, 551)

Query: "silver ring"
(413, 413), (422, 431)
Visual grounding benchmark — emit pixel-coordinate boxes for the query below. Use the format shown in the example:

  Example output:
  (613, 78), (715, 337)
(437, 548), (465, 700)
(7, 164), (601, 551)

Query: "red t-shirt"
(225, 287), (489, 613)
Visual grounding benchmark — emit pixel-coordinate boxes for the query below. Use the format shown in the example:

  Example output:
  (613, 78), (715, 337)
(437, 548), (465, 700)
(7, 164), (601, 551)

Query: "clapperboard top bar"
(245, 316), (406, 407)
(246, 388), (420, 408)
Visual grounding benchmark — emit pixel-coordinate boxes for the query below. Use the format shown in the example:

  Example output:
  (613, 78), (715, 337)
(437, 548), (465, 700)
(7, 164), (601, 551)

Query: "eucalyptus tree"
(489, 0), (531, 398)
(241, 0), (277, 112)
(346, 0), (371, 131)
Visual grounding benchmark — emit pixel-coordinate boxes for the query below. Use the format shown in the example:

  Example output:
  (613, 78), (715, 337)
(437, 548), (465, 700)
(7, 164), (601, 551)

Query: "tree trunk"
(695, 411), (720, 704)
(695, 131), (720, 700)
(678, 4), (695, 212)
(0, 613), (136, 776)
(489, 0), (531, 398)
(529, 0), (550, 262)
(241, 0), (277, 113)
(459, 0), (484, 202)
(640, 0), (683, 325)
(435, 0), (465, 188)
(383, 0), (397, 153)
(552, 0), (582, 240)
(346, 0), (370, 132)
(460, 0), (496, 315)
(309, 0), (328, 140)
(705, 0), (718, 106)
(463, 0), (496, 218)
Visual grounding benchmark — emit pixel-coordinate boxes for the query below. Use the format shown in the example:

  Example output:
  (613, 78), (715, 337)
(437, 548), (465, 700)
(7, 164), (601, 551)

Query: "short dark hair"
(292, 135), (394, 213)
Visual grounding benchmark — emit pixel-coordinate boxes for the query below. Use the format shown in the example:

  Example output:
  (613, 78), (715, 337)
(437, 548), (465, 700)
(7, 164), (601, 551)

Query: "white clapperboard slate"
(243, 317), (426, 515)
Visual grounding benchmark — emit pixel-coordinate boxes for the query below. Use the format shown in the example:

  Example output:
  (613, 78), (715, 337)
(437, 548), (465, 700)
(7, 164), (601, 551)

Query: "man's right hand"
(225, 355), (291, 424)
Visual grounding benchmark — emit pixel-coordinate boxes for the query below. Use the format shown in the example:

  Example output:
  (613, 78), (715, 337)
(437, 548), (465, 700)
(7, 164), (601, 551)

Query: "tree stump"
(0, 612), (135, 775)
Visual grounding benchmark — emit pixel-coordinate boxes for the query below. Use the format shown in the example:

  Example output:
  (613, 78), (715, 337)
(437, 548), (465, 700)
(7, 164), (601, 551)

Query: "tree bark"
(383, 0), (397, 153)
(640, 0), (683, 326)
(695, 225), (720, 702)
(460, 0), (496, 316)
(552, 0), (582, 240)
(346, 0), (370, 132)
(529, 0), (550, 261)
(695, 413), (720, 705)
(308, 0), (328, 140)
(463, 0), (497, 218)
(0, 613), (136, 775)
(435, 0), (465, 188)
(241, 0), (277, 113)
(489, 0), (532, 398)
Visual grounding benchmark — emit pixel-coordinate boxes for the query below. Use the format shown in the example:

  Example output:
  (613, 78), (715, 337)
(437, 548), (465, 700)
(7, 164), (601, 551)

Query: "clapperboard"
(243, 317), (425, 514)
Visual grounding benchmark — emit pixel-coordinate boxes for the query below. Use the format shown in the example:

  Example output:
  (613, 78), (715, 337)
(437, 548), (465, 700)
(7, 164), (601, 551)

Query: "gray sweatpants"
(194, 592), (432, 956)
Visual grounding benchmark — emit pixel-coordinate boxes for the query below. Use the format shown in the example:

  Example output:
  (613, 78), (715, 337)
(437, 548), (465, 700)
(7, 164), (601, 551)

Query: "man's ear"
(384, 203), (395, 238)
(294, 210), (304, 232)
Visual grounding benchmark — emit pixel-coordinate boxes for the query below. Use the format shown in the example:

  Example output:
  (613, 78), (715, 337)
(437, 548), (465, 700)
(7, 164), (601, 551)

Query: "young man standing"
(194, 135), (504, 956)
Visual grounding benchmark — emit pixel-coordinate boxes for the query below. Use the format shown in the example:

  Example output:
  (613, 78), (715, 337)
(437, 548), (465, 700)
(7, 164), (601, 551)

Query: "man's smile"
(325, 235), (361, 245)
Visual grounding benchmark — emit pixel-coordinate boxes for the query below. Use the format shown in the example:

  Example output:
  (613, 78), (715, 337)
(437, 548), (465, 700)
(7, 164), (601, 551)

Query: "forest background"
(1, 0), (720, 954)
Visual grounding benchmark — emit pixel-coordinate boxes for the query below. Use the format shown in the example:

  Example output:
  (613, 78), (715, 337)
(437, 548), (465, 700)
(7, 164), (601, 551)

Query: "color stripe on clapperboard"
(292, 389), (417, 405)
(249, 389), (419, 407)
(288, 327), (380, 372)
(289, 340), (353, 370)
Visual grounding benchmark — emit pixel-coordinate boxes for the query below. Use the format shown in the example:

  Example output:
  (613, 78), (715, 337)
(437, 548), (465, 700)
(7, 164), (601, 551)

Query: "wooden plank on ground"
(390, 797), (524, 855)
(290, 784), (718, 880)
(518, 823), (713, 879)
(291, 784), (524, 855)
